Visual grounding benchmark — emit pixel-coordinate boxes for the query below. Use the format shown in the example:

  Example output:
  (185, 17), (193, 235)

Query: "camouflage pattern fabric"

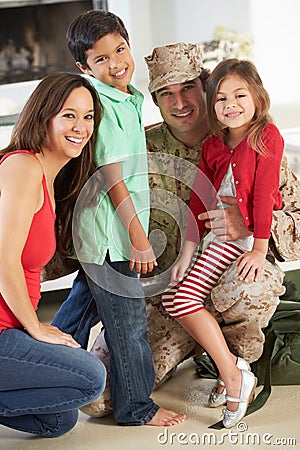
(41, 253), (79, 282)
(270, 154), (300, 261)
(146, 122), (202, 275)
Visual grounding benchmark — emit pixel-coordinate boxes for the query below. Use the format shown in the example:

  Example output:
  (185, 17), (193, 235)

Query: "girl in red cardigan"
(162, 58), (284, 428)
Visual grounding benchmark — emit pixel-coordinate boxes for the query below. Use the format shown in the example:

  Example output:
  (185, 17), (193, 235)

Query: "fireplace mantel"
(0, 0), (107, 84)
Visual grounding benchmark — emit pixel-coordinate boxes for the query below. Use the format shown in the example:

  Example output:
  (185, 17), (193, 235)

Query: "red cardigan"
(186, 123), (284, 243)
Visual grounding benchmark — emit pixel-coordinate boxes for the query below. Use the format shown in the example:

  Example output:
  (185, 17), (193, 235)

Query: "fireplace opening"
(0, 0), (108, 85)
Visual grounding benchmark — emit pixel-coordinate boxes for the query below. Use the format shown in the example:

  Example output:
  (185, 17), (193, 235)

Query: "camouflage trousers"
(81, 258), (285, 417)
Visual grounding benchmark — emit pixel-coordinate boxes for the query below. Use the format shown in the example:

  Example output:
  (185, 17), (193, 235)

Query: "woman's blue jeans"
(53, 255), (159, 425)
(0, 328), (106, 437)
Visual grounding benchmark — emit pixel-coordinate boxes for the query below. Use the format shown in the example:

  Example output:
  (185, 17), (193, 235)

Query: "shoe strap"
(217, 378), (225, 387)
(225, 394), (246, 403)
(236, 357), (250, 370)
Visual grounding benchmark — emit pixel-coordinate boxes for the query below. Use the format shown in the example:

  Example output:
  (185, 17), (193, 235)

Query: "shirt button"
(235, 180), (239, 184)
(245, 216), (249, 220)
(232, 163), (237, 167)
(238, 198), (243, 202)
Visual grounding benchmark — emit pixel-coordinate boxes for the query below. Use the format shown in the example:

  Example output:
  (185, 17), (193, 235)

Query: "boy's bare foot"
(146, 408), (186, 426)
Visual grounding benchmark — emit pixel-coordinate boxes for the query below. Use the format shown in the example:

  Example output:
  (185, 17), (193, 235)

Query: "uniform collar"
(162, 121), (205, 152)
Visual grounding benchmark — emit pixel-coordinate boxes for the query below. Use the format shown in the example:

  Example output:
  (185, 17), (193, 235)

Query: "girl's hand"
(28, 322), (81, 348)
(236, 250), (266, 282)
(171, 241), (197, 285)
(129, 236), (157, 274)
(171, 256), (190, 285)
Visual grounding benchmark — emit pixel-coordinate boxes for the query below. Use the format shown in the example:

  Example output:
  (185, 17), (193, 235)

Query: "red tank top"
(0, 150), (56, 331)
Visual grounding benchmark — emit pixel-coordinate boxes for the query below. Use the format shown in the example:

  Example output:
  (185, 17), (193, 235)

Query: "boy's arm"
(102, 162), (157, 274)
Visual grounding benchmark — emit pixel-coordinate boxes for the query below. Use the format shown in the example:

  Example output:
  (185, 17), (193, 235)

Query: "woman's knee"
(41, 410), (78, 438)
(82, 352), (107, 399)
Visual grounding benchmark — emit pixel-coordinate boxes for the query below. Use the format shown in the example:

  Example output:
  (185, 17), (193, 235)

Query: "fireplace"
(0, 0), (108, 85)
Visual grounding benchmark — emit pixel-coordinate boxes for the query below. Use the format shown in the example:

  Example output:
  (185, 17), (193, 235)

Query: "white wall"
(108, 0), (253, 84)
(249, 0), (300, 106)
(173, 0), (251, 43)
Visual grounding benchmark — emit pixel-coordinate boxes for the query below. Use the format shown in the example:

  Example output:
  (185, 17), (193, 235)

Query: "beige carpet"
(1, 354), (300, 450)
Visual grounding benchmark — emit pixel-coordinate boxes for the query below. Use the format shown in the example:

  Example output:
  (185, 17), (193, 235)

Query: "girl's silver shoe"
(208, 379), (226, 407)
(236, 357), (251, 372)
(222, 369), (257, 428)
(208, 357), (251, 408)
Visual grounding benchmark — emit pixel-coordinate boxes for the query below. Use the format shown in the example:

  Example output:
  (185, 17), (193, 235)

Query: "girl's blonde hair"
(206, 58), (272, 155)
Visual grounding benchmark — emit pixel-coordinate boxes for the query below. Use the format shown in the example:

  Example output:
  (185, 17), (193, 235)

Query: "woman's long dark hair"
(1, 72), (102, 256)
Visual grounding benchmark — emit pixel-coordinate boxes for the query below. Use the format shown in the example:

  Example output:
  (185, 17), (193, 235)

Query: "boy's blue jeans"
(52, 255), (159, 425)
(0, 328), (106, 437)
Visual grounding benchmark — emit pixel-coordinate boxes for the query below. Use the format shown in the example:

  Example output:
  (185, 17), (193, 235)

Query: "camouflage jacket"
(270, 154), (300, 261)
(145, 122), (202, 279)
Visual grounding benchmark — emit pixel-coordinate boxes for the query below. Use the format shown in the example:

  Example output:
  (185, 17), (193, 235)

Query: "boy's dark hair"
(67, 9), (129, 68)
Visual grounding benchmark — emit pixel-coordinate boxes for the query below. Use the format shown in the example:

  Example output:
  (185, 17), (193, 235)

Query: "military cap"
(144, 42), (203, 93)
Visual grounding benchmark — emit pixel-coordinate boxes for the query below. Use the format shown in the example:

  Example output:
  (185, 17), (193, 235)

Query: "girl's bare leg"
(178, 309), (242, 412)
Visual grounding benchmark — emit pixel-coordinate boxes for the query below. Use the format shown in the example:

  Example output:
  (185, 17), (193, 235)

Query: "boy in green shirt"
(53, 9), (186, 427)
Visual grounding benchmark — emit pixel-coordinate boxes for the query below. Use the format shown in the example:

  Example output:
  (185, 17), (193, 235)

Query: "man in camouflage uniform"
(45, 43), (300, 417)
(142, 43), (300, 375)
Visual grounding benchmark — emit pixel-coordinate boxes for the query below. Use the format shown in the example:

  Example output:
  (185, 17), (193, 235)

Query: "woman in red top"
(162, 59), (284, 428)
(0, 73), (106, 437)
